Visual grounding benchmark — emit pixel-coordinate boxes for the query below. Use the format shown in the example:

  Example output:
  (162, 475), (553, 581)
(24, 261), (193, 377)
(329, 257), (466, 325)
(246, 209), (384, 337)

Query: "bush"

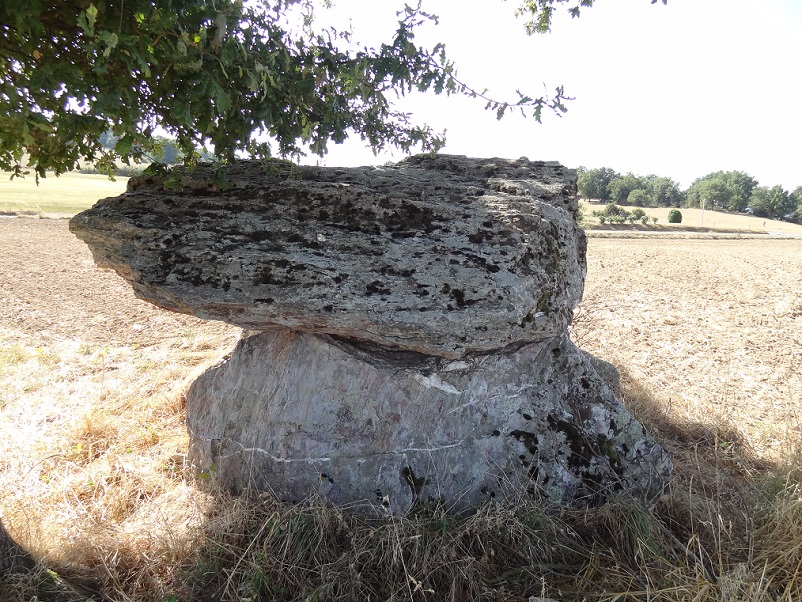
(667, 209), (683, 224)
(631, 208), (647, 221)
(651, 216), (658, 225)
(640, 216), (649, 225)
(603, 203), (627, 218)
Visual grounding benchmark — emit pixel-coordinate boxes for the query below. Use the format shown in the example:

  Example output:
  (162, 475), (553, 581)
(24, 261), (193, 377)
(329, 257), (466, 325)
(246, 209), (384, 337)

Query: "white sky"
(304, 0), (802, 191)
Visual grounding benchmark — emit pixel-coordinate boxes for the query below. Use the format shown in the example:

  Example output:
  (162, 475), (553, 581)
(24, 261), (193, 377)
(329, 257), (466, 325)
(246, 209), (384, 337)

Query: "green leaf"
(115, 135), (135, 157)
(79, 4), (99, 36)
(215, 87), (232, 113)
(99, 32), (119, 57)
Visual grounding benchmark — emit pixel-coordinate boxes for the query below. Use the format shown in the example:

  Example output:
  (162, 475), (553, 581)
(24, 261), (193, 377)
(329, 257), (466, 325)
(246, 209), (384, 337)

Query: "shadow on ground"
(2, 350), (794, 602)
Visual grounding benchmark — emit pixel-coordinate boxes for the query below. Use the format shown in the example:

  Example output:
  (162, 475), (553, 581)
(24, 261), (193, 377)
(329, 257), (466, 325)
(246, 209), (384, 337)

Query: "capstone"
(70, 155), (586, 359)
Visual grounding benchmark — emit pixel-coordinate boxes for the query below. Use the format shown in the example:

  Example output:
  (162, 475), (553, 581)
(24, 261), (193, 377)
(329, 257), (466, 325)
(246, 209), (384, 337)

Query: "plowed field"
(1, 218), (800, 459)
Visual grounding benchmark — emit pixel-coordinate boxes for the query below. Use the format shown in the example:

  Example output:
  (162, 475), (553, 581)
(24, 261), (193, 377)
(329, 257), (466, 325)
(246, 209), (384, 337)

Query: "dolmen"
(70, 154), (671, 512)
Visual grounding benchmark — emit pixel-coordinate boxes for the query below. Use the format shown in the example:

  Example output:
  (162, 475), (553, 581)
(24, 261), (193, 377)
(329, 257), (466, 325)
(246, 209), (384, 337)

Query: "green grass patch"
(0, 172), (128, 217)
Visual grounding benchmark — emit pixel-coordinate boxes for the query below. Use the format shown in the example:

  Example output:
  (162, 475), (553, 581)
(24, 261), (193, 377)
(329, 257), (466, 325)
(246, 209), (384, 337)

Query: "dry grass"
(0, 171), (127, 218)
(1, 222), (802, 601)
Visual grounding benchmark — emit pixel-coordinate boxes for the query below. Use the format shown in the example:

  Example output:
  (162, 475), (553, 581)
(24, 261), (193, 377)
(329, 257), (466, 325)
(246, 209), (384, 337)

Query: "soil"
(576, 237), (802, 459)
(0, 218), (234, 348)
(1, 218), (800, 459)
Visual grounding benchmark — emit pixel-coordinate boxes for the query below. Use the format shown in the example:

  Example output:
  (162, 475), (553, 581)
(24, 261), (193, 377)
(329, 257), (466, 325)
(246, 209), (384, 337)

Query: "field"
(0, 172), (128, 218)
(581, 201), (802, 236)
(1, 213), (801, 600)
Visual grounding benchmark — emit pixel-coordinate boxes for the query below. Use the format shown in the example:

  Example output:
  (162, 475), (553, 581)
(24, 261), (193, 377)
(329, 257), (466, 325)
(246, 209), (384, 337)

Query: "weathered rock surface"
(187, 330), (672, 511)
(70, 155), (585, 358)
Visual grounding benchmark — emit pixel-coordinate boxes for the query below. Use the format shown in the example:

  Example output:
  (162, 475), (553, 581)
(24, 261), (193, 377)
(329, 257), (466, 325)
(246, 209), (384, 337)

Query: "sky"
(301, 0), (802, 191)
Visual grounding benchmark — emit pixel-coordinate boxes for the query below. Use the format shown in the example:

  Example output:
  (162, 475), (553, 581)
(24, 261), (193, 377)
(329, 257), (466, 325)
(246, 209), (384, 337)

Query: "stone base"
(186, 331), (671, 513)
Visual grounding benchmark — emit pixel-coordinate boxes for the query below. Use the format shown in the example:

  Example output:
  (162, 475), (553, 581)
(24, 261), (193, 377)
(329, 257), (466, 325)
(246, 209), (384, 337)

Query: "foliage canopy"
(748, 185), (795, 219)
(684, 171), (758, 213)
(579, 167), (682, 208)
(1, 0), (597, 179)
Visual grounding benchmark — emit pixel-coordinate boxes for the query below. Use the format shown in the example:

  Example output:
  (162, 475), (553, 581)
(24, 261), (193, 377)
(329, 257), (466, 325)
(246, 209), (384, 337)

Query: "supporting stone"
(186, 330), (671, 512)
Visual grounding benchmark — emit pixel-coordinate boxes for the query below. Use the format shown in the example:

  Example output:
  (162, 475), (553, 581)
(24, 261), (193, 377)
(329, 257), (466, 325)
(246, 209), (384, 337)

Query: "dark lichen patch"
(379, 265), (416, 278)
(461, 252), (501, 274)
(256, 267), (282, 286)
(173, 265), (225, 288)
(414, 284), (430, 297)
(546, 415), (628, 495)
(245, 230), (272, 243)
(510, 430), (539, 455)
(547, 415), (593, 470)
(373, 489), (390, 508)
(536, 291), (551, 313)
(401, 466), (427, 496)
(381, 201), (441, 235)
(365, 281), (391, 296)
(597, 434), (623, 473)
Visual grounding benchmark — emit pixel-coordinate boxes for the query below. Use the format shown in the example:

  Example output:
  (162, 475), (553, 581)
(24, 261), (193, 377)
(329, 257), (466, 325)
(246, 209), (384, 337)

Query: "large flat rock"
(70, 155), (585, 359)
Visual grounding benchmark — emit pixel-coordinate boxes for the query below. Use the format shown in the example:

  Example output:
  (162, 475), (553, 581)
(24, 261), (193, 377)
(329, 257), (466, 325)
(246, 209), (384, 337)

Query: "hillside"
(581, 201), (802, 237)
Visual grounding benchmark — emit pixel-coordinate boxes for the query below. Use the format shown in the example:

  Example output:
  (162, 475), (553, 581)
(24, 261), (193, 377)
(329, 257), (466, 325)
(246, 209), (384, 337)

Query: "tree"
(723, 171), (759, 212)
(667, 209), (682, 223)
(749, 185), (794, 219)
(626, 189), (650, 207)
(787, 187), (802, 224)
(685, 171), (757, 212)
(643, 175), (683, 207)
(2, 1), (583, 179)
(685, 176), (731, 210)
(607, 173), (643, 204)
(515, 0), (667, 34)
(577, 166), (620, 201)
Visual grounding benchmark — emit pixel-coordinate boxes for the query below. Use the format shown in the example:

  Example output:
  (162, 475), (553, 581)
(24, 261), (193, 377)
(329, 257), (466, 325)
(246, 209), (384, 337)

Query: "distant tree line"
(77, 133), (217, 176)
(577, 167), (802, 223)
